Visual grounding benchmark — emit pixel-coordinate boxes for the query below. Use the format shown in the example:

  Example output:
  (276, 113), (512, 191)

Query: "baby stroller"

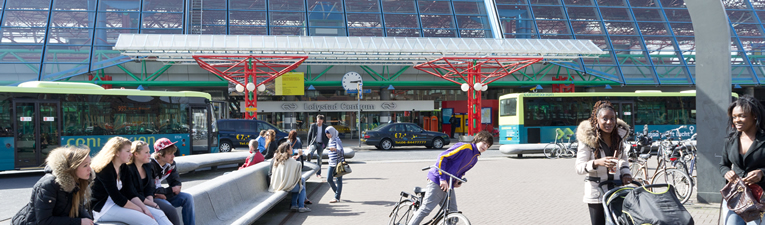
(598, 181), (694, 225)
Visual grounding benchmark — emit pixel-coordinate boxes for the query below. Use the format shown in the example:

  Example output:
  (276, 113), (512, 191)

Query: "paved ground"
(0, 138), (723, 225)
(254, 156), (723, 225)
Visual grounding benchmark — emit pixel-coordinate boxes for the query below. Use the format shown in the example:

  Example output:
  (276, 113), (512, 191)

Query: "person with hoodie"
(128, 140), (180, 225)
(325, 126), (345, 203)
(151, 138), (195, 225)
(12, 146), (95, 225)
(91, 136), (167, 224)
(574, 100), (632, 225)
(406, 131), (493, 225)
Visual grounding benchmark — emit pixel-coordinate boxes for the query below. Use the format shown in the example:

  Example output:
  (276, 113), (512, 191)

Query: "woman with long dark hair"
(264, 129), (277, 159)
(720, 95), (765, 225)
(575, 100), (632, 225)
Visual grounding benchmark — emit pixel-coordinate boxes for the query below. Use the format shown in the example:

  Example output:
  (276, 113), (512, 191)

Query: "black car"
(362, 123), (451, 150)
(216, 119), (288, 152)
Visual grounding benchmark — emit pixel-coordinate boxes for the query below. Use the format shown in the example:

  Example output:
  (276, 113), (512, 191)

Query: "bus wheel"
(220, 141), (233, 152)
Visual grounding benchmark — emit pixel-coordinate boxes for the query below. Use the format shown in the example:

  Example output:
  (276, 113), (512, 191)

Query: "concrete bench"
(175, 151), (250, 174)
(98, 160), (318, 225)
(186, 160), (319, 225)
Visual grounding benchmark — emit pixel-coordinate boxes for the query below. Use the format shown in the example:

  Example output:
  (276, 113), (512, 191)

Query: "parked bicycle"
(629, 126), (693, 204)
(389, 166), (471, 225)
(543, 128), (577, 159)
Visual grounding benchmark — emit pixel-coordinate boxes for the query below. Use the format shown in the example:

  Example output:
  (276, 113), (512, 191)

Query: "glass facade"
(0, 0), (764, 86)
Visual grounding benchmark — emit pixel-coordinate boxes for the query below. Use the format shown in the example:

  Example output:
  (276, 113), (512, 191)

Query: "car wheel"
(220, 140), (233, 152)
(381, 139), (393, 150)
(432, 138), (444, 149)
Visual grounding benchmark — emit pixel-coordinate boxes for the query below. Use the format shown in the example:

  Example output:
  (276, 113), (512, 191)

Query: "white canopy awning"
(114, 34), (607, 65)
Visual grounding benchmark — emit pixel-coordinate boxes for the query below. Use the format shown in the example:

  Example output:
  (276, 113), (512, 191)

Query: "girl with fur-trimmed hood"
(12, 146), (95, 225)
(574, 100), (632, 225)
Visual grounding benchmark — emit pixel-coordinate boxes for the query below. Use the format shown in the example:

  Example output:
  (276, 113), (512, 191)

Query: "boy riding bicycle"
(407, 131), (493, 225)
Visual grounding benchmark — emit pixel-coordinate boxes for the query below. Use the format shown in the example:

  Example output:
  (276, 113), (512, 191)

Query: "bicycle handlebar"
(422, 166), (468, 183)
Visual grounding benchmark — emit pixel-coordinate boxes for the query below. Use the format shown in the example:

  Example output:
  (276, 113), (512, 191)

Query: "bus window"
(500, 98), (517, 116)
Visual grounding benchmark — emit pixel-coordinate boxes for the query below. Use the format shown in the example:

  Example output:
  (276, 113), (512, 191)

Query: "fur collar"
(46, 149), (94, 198)
(576, 119), (630, 149)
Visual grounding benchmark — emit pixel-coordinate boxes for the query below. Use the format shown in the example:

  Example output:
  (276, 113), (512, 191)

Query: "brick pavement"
(255, 157), (722, 225)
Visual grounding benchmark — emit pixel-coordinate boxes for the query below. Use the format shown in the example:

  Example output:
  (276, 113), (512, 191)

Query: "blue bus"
(0, 81), (217, 171)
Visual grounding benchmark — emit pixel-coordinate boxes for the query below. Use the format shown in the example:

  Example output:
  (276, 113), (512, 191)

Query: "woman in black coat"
(264, 129), (278, 159)
(720, 95), (765, 224)
(128, 141), (181, 224)
(13, 146), (95, 225)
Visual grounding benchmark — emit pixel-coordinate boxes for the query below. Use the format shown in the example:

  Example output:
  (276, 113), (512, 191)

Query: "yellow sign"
(275, 72), (305, 96)
(245, 107), (257, 112)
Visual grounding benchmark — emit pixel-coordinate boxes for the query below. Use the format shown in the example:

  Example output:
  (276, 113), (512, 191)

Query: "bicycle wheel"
(436, 213), (471, 225)
(630, 163), (649, 185)
(560, 145), (575, 158)
(651, 168), (693, 204)
(389, 199), (415, 225)
(543, 143), (561, 159)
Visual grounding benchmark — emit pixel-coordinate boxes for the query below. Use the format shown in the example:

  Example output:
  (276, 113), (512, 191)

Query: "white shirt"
(94, 178), (122, 221)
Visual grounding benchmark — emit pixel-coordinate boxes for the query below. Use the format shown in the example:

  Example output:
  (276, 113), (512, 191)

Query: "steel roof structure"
(114, 34), (606, 65)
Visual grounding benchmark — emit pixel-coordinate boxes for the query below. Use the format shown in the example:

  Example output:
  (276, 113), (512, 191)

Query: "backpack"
(618, 185), (694, 225)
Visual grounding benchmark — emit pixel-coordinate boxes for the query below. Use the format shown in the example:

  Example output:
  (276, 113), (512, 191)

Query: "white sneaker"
(290, 206), (298, 211)
(298, 207), (311, 212)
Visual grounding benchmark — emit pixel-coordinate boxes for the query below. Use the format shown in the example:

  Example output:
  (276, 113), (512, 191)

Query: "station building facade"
(1, 0), (764, 135)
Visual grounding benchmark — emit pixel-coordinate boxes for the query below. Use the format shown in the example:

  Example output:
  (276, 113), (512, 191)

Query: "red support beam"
(415, 57), (543, 136)
(193, 56), (308, 119)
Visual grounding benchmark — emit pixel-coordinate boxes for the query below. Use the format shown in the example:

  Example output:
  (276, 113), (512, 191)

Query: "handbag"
(334, 161), (352, 177)
(720, 177), (765, 222)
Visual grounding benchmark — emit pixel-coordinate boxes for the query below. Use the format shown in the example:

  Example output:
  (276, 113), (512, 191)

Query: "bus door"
(189, 105), (211, 154)
(613, 102), (635, 128)
(13, 100), (60, 168)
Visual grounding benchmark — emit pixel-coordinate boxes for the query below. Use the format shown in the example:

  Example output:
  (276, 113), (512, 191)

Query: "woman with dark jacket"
(128, 141), (180, 224)
(575, 100), (632, 225)
(264, 129), (278, 159)
(720, 95), (765, 225)
(12, 146), (95, 225)
(90, 136), (170, 225)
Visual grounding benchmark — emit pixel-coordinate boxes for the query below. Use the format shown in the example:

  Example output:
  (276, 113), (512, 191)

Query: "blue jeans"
(327, 166), (343, 200)
(723, 199), (763, 225)
(290, 178), (307, 208)
(168, 192), (195, 225)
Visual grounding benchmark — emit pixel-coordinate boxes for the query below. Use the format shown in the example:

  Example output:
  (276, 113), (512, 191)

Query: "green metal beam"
(305, 80), (619, 87)
(116, 64), (142, 81)
(359, 65), (380, 81)
(312, 65), (334, 81)
(147, 62), (175, 81)
(68, 81), (229, 86)
(388, 66), (410, 81)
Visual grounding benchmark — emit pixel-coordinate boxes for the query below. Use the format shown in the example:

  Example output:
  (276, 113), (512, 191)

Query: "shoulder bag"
(334, 149), (351, 177)
(721, 177), (765, 222)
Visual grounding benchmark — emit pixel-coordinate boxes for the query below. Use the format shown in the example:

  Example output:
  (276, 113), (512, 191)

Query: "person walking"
(12, 146), (95, 225)
(449, 115), (459, 138)
(91, 137), (169, 225)
(128, 141), (180, 225)
(720, 95), (765, 225)
(269, 143), (311, 213)
(575, 100), (632, 225)
(325, 126), (345, 203)
(306, 114), (329, 178)
(407, 131), (493, 225)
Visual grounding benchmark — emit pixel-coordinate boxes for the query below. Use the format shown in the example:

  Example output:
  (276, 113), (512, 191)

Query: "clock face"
(342, 71), (363, 90)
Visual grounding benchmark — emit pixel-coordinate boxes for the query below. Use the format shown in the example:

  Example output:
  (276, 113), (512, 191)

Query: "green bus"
(0, 81), (217, 171)
(498, 91), (726, 145)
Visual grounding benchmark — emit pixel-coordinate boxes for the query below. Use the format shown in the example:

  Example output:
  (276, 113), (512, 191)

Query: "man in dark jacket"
(449, 116), (459, 138)
(306, 114), (328, 178)
(151, 138), (195, 225)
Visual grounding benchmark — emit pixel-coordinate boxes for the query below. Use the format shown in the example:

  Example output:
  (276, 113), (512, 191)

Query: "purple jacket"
(427, 142), (481, 185)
